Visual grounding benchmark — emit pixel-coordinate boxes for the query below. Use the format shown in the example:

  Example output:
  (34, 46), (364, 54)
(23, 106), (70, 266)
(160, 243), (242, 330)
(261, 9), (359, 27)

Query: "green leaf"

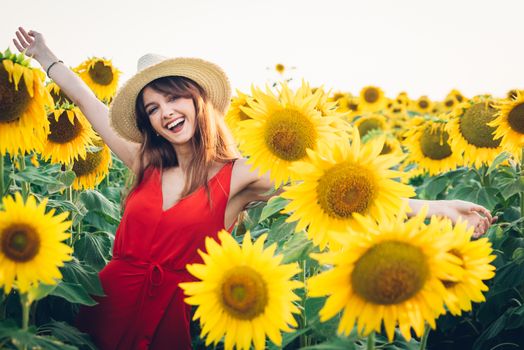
(50, 281), (98, 306)
(10, 164), (63, 187)
(475, 187), (499, 211)
(267, 216), (297, 245)
(61, 258), (105, 296)
(486, 151), (512, 175)
(260, 196), (290, 221)
(79, 190), (121, 226)
(501, 176), (524, 200)
(423, 176), (449, 199)
(38, 321), (97, 350)
(27, 283), (58, 303)
(74, 232), (112, 271)
(0, 320), (78, 350)
(281, 232), (316, 264)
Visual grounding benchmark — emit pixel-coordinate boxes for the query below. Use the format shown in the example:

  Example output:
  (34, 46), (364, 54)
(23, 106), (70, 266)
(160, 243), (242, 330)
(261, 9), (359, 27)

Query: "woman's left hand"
(432, 199), (497, 238)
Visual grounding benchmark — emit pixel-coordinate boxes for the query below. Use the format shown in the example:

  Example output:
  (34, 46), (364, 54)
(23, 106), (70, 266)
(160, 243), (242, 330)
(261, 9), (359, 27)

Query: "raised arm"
(13, 27), (140, 171)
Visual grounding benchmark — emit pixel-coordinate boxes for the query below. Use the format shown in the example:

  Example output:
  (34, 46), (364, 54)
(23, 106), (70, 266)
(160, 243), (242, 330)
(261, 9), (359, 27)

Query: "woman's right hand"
(13, 27), (54, 65)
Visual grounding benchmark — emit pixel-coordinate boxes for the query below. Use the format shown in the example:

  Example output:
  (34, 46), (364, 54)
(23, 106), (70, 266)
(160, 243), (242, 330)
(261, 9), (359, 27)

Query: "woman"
(13, 27), (494, 350)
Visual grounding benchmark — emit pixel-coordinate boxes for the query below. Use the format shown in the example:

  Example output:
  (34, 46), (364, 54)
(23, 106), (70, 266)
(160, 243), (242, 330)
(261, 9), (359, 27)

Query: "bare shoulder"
(230, 158), (274, 202)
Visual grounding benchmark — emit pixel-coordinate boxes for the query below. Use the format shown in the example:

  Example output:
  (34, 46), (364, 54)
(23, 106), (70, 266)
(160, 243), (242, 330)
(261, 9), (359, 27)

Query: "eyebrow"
(144, 92), (172, 110)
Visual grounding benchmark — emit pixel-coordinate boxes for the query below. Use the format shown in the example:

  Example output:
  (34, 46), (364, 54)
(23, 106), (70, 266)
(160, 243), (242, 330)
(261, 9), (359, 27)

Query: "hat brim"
(109, 57), (231, 143)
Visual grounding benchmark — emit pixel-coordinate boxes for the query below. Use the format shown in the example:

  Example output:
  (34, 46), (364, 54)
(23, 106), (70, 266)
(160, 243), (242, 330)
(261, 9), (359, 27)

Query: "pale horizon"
(3, 0), (522, 100)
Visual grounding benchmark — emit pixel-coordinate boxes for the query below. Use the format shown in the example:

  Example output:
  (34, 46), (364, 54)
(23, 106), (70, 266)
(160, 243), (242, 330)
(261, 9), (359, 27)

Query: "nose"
(162, 110), (175, 120)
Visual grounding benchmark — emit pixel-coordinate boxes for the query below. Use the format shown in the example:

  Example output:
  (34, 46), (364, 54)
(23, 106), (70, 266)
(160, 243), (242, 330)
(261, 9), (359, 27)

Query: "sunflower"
(225, 90), (252, 141)
(442, 97), (457, 112)
(447, 99), (503, 168)
(180, 230), (302, 350)
(433, 217), (496, 316)
(237, 82), (340, 187)
(281, 131), (415, 249)
(354, 114), (388, 138)
(336, 95), (362, 120)
(403, 120), (461, 176)
(71, 136), (112, 190)
(489, 92), (524, 160)
(0, 50), (52, 156)
(42, 105), (97, 165)
(307, 208), (463, 341)
(46, 81), (72, 105)
(363, 130), (403, 158)
(295, 83), (351, 137)
(412, 96), (434, 115)
(0, 193), (72, 293)
(275, 63), (285, 75)
(447, 89), (466, 104)
(359, 86), (386, 112)
(75, 57), (120, 101)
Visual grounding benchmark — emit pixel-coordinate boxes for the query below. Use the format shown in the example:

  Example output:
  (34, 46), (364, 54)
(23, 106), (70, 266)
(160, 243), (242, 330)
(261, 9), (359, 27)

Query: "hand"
(435, 199), (497, 238)
(12, 27), (49, 62)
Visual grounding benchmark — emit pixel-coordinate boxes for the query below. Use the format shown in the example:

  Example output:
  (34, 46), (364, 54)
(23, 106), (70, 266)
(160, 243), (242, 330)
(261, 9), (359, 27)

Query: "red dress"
(77, 161), (235, 350)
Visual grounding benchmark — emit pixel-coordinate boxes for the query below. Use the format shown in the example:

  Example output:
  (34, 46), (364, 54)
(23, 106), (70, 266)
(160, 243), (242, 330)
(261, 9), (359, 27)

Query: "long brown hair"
(124, 76), (239, 207)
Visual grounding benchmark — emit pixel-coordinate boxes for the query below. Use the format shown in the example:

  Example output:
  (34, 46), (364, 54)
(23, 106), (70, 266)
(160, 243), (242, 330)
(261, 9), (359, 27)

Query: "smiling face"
(141, 86), (197, 145)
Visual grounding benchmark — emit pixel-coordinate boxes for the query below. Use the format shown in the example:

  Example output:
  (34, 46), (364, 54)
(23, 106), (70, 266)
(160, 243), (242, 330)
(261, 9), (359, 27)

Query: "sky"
(3, 0), (523, 100)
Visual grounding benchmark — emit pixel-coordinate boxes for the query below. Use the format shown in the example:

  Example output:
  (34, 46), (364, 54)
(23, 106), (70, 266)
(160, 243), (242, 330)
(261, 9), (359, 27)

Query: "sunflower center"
(348, 102), (359, 111)
(1, 223), (40, 262)
(459, 102), (501, 148)
(418, 100), (429, 109)
(456, 95), (464, 103)
(507, 103), (524, 134)
(264, 108), (317, 161)
(47, 112), (84, 144)
(73, 151), (103, 177)
(380, 142), (392, 155)
(445, 100), (454, 108)
(239, 108), (251, 121)
(357, 118), (383, 138)
(420, 125), (452, 160)
(352, 241), (429, 305)
(88, 61), (114, 86)
(317, 162), (376, 219)
(220, 266), (268, 320)
(0, 65), (30, 123)
(442, 249), (463, 289)
(364, 88), (379, 104)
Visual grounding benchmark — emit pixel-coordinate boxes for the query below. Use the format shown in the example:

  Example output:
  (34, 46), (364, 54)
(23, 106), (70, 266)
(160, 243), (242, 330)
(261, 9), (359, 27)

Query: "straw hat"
(109, 54), (231, 143)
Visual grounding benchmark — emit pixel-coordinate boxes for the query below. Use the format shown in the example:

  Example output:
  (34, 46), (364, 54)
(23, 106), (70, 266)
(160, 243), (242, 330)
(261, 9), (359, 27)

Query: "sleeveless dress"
(77, 161), (235, 350)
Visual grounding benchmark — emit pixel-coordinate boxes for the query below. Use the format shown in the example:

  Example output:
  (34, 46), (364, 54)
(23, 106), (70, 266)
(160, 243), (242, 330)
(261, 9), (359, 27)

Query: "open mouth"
(166, 118), (185, 133)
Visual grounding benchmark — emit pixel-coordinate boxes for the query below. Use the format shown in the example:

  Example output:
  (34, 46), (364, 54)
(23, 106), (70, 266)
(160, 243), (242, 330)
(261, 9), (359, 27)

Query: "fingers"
(19, 27), (33, 43)
(471, 213), (491, 238)
(470, 205), (492, 223)
(16, 31), (27, 47)
(12, 39), (24, 52)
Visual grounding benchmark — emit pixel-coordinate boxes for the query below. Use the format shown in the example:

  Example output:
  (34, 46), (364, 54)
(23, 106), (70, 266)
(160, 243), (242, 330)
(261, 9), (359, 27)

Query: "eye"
(146, 106), (157, 116)
(168, 95), (177, 102)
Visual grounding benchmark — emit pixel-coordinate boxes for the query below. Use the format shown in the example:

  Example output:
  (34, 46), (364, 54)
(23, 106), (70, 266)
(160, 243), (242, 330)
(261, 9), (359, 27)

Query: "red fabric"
(77, 161), (234, 350)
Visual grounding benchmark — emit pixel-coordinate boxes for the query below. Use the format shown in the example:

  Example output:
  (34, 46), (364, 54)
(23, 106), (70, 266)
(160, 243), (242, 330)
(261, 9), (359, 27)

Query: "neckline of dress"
(157, 162), (231, 213)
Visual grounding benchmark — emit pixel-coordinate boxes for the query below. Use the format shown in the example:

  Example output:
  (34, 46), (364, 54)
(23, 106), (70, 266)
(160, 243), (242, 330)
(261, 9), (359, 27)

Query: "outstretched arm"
(406, 198), (496, 238)
(13, 27), (140, 171)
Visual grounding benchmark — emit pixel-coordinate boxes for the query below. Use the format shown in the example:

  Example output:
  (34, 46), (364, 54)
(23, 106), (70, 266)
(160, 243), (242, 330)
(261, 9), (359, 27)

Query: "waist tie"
(112, 256), (187, 297)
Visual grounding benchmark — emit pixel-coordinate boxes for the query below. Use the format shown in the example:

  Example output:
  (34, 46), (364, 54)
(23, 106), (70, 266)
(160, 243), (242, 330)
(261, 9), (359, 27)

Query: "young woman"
(13, 27), (494, 350)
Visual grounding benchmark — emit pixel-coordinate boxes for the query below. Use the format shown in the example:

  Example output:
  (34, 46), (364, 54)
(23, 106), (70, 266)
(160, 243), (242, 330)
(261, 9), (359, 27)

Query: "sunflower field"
(0, 47), (523, 350)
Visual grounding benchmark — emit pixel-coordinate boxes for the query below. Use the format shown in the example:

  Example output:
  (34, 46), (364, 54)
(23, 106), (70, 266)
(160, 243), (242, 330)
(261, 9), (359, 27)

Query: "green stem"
(520, 148), (524, 232)
(17, 155), (30, 199)
(367, 331), (375, 350)
(299, 259), (308, 347)
(419, 324), (430, 350)
(0, 154), (4, 196)
(20, 293), (30, 330)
